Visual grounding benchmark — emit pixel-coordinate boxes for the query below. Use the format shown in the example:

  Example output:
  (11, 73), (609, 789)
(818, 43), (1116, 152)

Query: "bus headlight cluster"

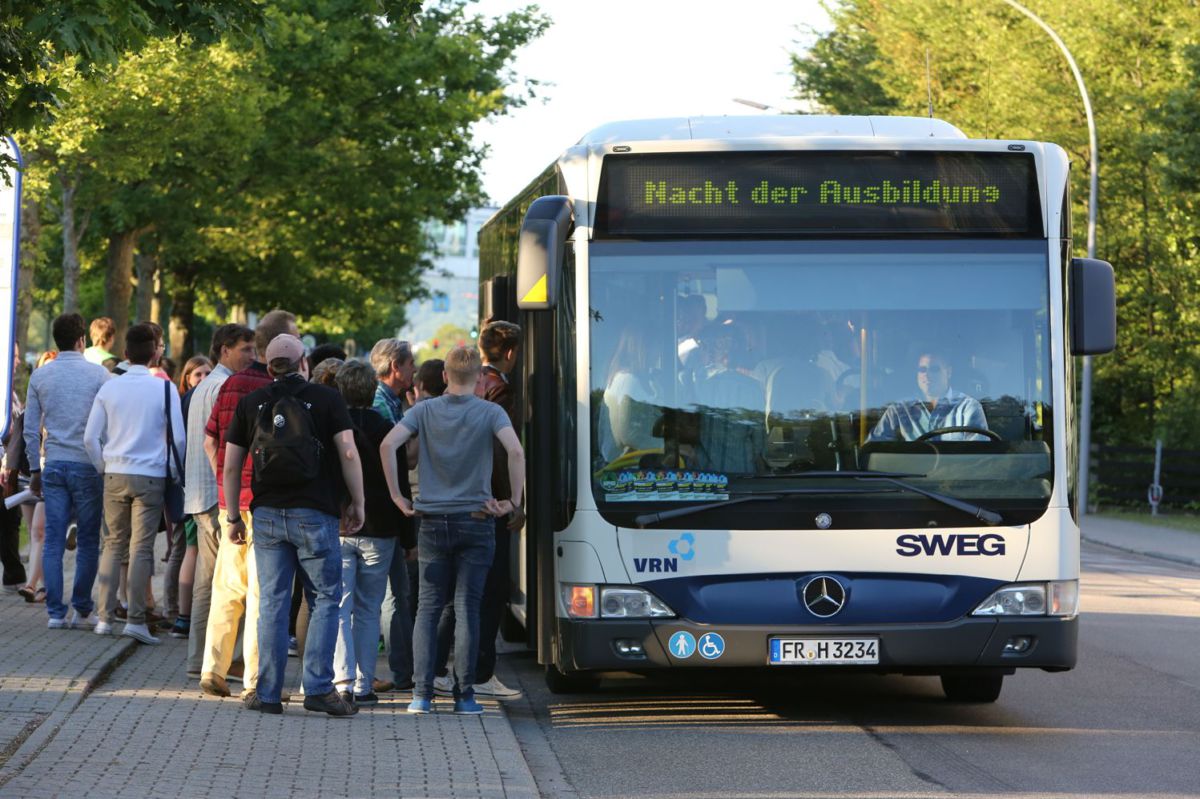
(971, 580), (1078, 618)
(600, 587), (675, 619)
(562, 584), (675, 619)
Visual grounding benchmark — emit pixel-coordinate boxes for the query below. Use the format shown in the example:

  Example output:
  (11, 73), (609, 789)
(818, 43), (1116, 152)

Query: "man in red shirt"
(199, 310), (298, 700)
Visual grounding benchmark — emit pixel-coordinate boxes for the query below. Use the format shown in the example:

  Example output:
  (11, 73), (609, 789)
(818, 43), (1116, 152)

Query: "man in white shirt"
(183, 324), (254, 675)
(84, 323), (186, 644)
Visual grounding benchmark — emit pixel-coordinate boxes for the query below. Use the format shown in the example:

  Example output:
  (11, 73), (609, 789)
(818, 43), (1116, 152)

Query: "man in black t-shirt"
(222, 334), (365, 717)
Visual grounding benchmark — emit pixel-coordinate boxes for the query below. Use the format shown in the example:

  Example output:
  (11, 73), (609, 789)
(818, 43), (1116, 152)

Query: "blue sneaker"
(454, 697), (484, 715)
(407, 697), (432, 715)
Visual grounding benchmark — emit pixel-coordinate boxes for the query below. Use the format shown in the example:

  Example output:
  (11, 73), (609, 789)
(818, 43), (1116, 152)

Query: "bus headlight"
(971, 580), (1078, 617)
(599, 587), (675, 619)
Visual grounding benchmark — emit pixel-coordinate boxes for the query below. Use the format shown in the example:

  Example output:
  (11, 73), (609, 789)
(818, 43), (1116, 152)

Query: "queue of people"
(0, 309), (527, 718)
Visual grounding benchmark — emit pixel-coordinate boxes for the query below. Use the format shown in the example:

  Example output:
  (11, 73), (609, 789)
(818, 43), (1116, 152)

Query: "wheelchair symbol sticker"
(669, 631), (696, 659)
(698, 632), (725, 660)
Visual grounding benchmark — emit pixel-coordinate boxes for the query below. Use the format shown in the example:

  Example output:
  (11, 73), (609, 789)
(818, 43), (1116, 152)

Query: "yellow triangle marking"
(521, 274), (548, 304)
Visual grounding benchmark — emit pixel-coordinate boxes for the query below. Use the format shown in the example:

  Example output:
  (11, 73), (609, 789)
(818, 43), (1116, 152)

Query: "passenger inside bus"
(868, 350), (991, 442)
(692, 322), (765, 473)
(601, 325), (664, 458)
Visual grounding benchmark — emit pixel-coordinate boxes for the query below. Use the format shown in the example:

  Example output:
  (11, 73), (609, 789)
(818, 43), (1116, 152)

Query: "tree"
(193, 0), (548, 341)
(18, 0), (545, 357)
(0, 1), (265, 143)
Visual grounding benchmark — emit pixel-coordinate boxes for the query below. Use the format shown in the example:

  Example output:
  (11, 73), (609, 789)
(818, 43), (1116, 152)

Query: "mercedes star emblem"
(802, 576), (847, 618)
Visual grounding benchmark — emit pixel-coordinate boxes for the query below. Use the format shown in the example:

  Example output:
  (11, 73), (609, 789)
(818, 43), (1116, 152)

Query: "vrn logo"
(634, 533), (695, 573)
(896, 533), (1006, 557)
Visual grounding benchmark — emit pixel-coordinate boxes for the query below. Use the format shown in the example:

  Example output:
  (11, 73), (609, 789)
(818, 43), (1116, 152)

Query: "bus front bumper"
(555, 615), (1077, 673)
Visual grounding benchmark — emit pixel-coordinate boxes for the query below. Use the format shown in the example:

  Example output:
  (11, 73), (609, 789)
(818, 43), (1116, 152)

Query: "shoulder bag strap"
(164, 381), (185, 486)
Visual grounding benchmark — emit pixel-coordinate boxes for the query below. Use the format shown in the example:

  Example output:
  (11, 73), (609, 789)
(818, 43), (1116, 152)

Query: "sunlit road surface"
(503, 542), (1200, 798)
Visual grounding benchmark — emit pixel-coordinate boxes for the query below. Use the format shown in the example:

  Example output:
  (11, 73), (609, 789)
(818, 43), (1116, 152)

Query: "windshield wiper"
(631, 486), (897, 528)
(792, 470), (1003, 525)
(866, 476), (1004, 525)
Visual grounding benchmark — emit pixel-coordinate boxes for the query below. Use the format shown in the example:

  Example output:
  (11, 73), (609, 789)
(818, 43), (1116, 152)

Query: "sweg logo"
(634, 534), (695, 573)
(896, 533), (1006, 557)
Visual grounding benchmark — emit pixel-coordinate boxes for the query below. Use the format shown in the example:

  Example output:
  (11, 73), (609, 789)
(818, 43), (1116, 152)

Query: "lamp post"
(1001, 0), (1099, 517)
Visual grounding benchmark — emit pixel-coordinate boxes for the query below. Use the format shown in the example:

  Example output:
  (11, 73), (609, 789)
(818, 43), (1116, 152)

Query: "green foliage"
(793, 0), (1200, 449)
(0, 0), (265, 140)
(18, 0), (546, 355)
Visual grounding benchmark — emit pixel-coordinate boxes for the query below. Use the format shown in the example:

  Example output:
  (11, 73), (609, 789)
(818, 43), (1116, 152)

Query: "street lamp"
(1001, 0), (1100, 517)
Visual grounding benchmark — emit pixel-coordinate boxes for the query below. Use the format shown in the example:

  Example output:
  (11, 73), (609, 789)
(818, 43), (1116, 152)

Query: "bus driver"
(868, 351), (990, 442)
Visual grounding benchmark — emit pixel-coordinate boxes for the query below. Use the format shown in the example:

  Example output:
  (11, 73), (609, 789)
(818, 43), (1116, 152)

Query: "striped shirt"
(868, 389), (990, 442)
(183, 363), (233, 514)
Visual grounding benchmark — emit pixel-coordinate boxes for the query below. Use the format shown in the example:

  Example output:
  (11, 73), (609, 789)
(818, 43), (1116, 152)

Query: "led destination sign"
(594, 151), (1042, 238)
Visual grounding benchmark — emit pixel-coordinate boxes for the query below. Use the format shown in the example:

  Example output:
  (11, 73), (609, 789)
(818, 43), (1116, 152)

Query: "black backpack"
(251, 381), (323, 487)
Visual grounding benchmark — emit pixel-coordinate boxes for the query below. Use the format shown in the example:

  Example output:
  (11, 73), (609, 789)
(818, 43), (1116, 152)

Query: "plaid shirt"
(372, 382), (405, 424)
(205, 361), (271, 510)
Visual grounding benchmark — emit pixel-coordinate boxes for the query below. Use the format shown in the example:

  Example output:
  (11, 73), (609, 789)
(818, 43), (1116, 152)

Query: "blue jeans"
(41, 461), (103, 620)
(333, 536), (395, 695)
(252, 506), (342, 704)
(380, 544), (414, 684)
(412, 513), (495, 702)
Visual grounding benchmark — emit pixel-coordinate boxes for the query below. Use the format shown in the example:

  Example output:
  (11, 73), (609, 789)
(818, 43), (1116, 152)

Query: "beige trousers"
(201, 515), (259, 691)
(97, 474), (166, 626)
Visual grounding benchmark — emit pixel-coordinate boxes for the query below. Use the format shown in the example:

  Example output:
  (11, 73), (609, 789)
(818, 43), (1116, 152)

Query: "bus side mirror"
(1069, 257), (1116, 355)
(516, 196), (572, 311)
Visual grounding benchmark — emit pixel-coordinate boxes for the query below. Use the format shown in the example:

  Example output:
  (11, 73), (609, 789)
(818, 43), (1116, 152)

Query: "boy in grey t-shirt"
(381, 346), (524, 715)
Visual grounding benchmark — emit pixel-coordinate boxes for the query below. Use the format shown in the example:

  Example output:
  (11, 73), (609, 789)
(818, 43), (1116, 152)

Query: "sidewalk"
(1081, 514), (1200, 567)
(0, 554), (539, 798)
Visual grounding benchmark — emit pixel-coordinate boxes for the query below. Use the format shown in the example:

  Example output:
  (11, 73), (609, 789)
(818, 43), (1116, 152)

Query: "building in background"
(400, 206), (496, 356)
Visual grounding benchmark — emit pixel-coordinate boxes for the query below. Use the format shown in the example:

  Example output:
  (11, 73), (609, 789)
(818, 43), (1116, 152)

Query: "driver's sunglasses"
(916, 365), (944, 374)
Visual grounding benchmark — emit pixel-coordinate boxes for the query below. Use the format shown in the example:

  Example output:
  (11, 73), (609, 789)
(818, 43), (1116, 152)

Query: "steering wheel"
(915, 426), (1001, 442)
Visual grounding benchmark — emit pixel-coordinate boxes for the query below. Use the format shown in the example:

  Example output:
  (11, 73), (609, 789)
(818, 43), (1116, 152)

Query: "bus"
(477, 115), (1115, 702)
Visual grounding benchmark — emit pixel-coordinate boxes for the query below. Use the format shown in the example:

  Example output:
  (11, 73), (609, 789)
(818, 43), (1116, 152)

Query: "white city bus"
(478, 116), (1115, 702)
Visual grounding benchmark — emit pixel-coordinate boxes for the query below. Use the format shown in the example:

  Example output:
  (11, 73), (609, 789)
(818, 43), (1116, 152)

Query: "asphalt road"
(500, 542), (1200, 798)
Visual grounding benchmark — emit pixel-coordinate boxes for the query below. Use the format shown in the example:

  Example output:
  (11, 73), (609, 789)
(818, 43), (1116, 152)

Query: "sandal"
(17, 585), (35, 602)
(33, 587), (46, 603)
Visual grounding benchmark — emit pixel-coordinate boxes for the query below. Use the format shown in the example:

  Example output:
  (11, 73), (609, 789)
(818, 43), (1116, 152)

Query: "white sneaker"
(122, 623), (161, 645)
(95, 621), (114, 636)
(473, 676), (522, 700)
(433, 675), (455, 696)
(47, 617), (68, 630)
(69, 610), (96, 630)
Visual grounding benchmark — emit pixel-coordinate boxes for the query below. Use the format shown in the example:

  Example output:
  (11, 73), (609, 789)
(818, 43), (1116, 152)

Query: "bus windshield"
(589, 239), (1054, 528)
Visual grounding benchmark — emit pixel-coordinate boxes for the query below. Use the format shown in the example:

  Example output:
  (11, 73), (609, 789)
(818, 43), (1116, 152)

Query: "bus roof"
(577, 115), (968, 145)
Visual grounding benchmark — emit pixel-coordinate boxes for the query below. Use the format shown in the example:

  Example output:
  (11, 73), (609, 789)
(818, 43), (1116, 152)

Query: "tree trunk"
(134, 252), (158, 324)
(59, 174), (86, 313)
(169, 266), (197, 360)
(105, 230), (139, 346)
(16, 191), (40, 356)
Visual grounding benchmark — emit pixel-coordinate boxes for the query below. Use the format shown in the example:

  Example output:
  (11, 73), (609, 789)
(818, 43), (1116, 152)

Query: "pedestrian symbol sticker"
(669, 631), (696, 659)
(698, 632), (725, 660)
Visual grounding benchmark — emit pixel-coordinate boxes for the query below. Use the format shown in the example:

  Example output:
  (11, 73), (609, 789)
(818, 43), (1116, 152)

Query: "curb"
(1082, 535), (1200, 568)
(0, 635), (137, 788)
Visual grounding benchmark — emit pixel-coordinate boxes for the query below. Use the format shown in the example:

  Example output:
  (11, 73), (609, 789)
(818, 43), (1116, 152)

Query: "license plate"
(769, 637), (880, 665)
